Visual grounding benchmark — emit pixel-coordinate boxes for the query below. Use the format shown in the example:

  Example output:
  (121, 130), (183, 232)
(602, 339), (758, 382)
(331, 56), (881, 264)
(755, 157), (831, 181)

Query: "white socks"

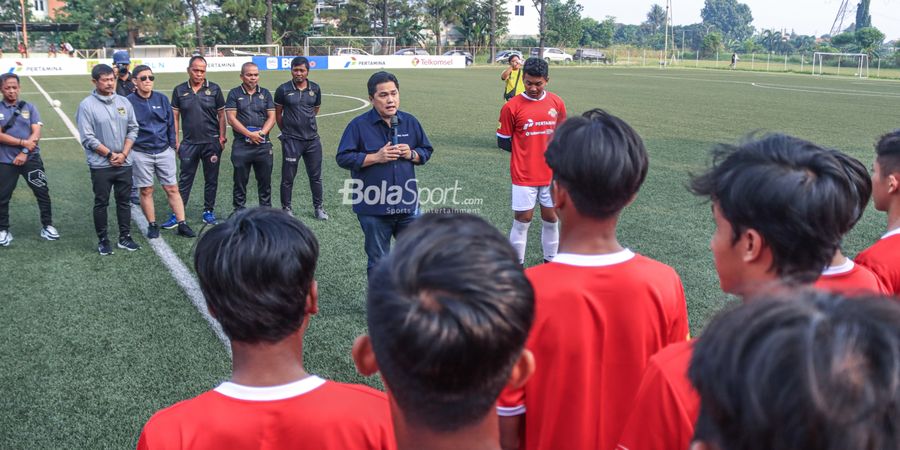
(510, 220), (531, 264)
(542, 220), (559, 261)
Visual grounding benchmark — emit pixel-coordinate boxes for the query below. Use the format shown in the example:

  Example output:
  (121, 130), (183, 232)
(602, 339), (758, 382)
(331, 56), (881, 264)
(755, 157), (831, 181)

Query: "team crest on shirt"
(548, 108), (558, 118)
(309, 91), (315, 97)
(117, 107), (126, 116)
(287, 92), (295, 97)
(21, 110), (30, 119)
(205, 89), (211, 96)
(259, 94), (265, 100)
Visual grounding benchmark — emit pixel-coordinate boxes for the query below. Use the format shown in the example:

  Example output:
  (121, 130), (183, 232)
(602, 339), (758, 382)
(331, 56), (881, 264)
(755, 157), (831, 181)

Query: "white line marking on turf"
(750, 82), (900, 98)
(27, 76), (233, 358)
(318, 93), (369, 117)
(39, 136), (77, 141)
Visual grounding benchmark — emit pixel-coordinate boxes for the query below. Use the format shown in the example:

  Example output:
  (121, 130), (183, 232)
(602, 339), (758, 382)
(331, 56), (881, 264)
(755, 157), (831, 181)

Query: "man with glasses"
(126, 65), (195, 239)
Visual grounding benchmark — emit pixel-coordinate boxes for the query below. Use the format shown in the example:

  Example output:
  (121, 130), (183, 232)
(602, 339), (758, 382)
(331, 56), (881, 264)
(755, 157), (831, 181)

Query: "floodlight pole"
(663, 2), (669, 68)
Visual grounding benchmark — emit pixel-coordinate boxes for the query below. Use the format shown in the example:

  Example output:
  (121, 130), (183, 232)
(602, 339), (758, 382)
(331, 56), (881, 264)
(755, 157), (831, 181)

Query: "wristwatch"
(21, 148), (30, 155)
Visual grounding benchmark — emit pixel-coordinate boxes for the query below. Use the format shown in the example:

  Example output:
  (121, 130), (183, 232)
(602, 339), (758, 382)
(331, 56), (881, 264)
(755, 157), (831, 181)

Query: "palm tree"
(422, 0), (464, 53)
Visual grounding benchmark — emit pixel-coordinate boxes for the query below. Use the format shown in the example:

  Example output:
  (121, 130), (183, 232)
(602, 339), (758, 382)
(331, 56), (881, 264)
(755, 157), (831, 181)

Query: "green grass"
(1, 65), (898, 448)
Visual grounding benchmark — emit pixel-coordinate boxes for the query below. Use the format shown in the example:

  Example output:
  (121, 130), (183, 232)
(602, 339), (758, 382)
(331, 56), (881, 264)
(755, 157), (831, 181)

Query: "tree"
(265, 0), (273, 44)
(421, 0), (465, 53)
(855, 26), (884, 56)
(831, 31), (856, 49)
(701, 0), (754, 42)
(855, 0), (871, 30)
(62, 0), (188, 48)
(701, 31), (723, 57)
(531, 0), (546, 57)
(645, 4), (666, 34)
(455, 0), (508, 53)
(185, 0), (204, 52)
(272, 0), (315, 46)
(579, 16), (613, 48)
(544, 0), (582, 47)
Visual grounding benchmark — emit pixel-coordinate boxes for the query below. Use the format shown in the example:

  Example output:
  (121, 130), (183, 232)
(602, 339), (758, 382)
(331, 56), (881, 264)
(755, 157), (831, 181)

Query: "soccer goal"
(304, 36), (396, 57)
(214, 44), (281, 57)
(131, 45), (177, 58)
(812, 52), (869, 78)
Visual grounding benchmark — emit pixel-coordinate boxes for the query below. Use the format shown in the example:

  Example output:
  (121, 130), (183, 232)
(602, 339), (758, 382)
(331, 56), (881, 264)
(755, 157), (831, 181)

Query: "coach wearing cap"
(275, 56), (328, 220)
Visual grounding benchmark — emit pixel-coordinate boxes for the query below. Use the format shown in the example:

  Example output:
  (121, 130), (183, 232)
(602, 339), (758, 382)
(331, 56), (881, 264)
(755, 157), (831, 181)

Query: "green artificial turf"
(1, 65), (898, 448)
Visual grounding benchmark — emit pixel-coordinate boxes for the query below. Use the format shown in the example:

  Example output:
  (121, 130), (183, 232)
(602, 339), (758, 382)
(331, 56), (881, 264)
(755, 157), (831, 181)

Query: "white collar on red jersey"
(822, 258), (854, 276)
(519, 91), (547, 102)
(551, 249), (635, 267)
(214, 375), (326, 401)
(882, 227), (900, 240)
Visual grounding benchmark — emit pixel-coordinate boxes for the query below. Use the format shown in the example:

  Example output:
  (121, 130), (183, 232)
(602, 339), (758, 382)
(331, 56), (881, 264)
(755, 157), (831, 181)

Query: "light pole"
(19, 0), (29, 58)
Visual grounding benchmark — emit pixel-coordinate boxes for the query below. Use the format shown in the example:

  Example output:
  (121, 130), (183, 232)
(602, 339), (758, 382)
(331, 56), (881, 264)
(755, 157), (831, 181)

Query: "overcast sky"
(580, 0), (900, 40)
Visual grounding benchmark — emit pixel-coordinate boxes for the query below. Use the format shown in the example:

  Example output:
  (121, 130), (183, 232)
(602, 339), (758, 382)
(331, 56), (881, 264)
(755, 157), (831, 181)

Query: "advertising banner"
(253, 56), (330, 71)
(328, 55), (465, 70)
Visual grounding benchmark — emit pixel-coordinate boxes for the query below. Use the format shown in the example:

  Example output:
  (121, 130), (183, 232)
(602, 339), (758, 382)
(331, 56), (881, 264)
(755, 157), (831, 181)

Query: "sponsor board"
(328, 55), (465, 70)
(253, 56), (329, 71)
(1, 58), (88, 76)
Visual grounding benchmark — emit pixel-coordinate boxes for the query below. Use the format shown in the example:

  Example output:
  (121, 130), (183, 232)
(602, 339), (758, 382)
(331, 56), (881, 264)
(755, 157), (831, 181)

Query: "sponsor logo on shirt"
(117, 107), (126, 117)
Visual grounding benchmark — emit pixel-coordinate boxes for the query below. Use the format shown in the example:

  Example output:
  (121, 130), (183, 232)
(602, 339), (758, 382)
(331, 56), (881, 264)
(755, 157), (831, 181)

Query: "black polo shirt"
(274, 79), (321, 141)
(225, 84), (275, 139)
(171, 79), (225, 145)
(116, 75), (136, 97)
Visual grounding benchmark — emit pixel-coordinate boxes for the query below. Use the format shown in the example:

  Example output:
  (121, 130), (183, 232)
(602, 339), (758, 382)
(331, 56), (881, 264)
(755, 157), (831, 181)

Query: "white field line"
(39, 136), (77, 141)
(750, 82), (900, 98)
(319, 93), (370, 117)
(27, 76), (232, 358)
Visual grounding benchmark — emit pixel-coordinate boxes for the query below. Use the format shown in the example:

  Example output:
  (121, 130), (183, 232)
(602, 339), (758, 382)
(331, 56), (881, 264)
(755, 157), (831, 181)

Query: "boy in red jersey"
(689, 290), (900, 450)
(816, 150), (886, 295)
(856, 130), (900, 296)
(496, 57), (566, 264)
(353, 212), (536, 450)
(138, 208), (394, 450)
(497, 109), (689, 450)
(617, 134), (858, 450)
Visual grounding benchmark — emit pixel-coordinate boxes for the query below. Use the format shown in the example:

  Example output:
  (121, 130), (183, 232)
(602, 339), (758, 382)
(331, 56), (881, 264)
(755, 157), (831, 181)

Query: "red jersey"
(855, 229), (900, 296)
(497, 250), (690, 450)
(616, 341), (699, 450)
(497, 91), (567, 186)
(138, 376), (395, 450)
(815, 259), (887, 295)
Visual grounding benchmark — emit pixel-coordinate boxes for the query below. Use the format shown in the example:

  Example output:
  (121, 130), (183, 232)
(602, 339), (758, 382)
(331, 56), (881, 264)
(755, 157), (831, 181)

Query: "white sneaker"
(0, 230), (12, 246)
(40, 225), (60, 241)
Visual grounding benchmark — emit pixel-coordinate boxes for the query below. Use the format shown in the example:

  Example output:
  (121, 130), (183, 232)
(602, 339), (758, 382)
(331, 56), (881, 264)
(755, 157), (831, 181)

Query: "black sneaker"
(98, 239), (113, 256)
(147, 223), (160, 239)
(314, 207), (329, 220)
(176, 222), (196, 238)
(117, 235), (141, 252)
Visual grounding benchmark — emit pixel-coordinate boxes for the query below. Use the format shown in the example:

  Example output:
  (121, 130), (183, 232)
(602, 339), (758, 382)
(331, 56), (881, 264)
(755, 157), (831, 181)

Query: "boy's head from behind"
(690, 134), (855, 296)
(689, 290), (900, 450)
(828, 150), (871, 235)
(545, 108), (648, 220)
(194, 208), (319, 344)
(355, 212), (535, 432)
(873, 129), (900, 213)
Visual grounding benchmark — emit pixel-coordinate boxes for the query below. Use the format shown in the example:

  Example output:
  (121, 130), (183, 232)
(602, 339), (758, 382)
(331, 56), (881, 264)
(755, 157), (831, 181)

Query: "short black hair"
(0, 73), (19, 85)
(131, 65), (152, 79)
(690, 289), (900, 450)
(876, 129), (900, 175)
(291, 56), (310, 70)
(829, 150), (871, 234)
(690, 134), (855, 284)
(367, 212), (534, 432)
(188, 55), (207, 68)
(508, 53), (521, 63)
(522, 57), (549, 79)
(240, 62), (258, 75)
(546, 109), (648, 219)
(367, 71), (399, 96)
(193, 208), (319, 344)
(91, 64), (114, 81)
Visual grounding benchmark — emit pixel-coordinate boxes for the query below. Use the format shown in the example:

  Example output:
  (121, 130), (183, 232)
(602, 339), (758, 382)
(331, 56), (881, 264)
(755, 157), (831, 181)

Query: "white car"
(334, 47), (371, 56)
(530, 47), (573, 63)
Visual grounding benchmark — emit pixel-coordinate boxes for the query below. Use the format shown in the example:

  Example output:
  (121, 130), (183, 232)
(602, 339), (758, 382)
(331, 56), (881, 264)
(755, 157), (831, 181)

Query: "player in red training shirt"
(497, 57), (566, 265)
(497, 109), (689, 450)
(618, 135), (859, 450)
(690, 290), (900, 450)
(856, 130), (900, 296)
(138, 208), (394, 450)
(815, 150), (887, 295)
(353, 212), (535, 450)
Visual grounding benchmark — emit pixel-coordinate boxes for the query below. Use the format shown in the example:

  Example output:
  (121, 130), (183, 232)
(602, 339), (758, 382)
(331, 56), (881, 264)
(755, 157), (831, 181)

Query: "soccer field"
(1, 65), (898, 448)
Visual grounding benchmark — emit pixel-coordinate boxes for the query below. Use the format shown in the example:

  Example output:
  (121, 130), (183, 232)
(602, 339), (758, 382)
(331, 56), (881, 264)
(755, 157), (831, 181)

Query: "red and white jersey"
(137, 376), (395, 450)
(815, 258), (888, 295)
(497, 91), (567, 186)
(616, 341), (699, 450)
(855, 228), (900, 297)
(497, 250), (690, 450)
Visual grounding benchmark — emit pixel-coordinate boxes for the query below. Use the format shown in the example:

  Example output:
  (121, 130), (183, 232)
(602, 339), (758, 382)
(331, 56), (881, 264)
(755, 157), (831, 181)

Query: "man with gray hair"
(76, 63), (140, 255)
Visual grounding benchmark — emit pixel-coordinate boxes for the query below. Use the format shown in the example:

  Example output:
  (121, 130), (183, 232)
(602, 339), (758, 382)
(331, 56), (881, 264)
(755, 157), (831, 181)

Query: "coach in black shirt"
(225, 62), (276, 211)
(167, 56), (227, 227)
(274, 56), (328, 220)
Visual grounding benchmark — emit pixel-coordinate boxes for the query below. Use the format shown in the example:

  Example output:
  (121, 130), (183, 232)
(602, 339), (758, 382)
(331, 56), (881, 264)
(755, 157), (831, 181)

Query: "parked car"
(530, 47), (573, 63)
(334, 47), (371, 56)
(493, 50), (523, 64)
(395, 48), (430, 56)
(574, 48), (608, 63)
(443, 49), (473, 66)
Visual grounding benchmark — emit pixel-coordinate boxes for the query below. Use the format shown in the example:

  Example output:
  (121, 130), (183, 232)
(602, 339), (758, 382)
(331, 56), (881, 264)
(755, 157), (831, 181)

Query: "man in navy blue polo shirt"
(337, 71), (434, 277)
(0, 73), (57, 246)
(275, 56), (328, 220)
(225, 62), (276, 211)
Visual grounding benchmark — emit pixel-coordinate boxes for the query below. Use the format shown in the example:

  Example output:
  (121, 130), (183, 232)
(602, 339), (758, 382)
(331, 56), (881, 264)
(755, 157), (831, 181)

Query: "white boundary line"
(27, 76), (233, 357)
(750, 82), (900, 98)
(316, 93), (369, 117)
(39, 136), (77, 141)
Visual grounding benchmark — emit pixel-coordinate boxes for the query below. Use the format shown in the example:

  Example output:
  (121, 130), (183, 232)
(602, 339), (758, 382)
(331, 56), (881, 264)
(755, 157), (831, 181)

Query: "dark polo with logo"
(171, 80), (225, 145)
(274, 79), (321, 141)
(225, 84), (275, 145)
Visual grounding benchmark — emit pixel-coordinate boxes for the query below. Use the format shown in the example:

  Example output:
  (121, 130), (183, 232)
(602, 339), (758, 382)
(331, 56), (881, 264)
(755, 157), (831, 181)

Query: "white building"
(506, 0), (539, 40)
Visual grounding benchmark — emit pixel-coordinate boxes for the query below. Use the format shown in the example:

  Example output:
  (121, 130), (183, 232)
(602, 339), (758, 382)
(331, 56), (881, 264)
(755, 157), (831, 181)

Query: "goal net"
(213, 44), (281, 57)
(812, 52), (869, 78)
(304, 36), (396, 57)
(131, 45), (177, 58)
